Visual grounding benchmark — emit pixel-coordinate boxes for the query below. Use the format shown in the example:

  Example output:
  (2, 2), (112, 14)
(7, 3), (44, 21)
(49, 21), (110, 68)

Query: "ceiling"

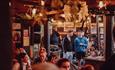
(10, 0), (115, 17)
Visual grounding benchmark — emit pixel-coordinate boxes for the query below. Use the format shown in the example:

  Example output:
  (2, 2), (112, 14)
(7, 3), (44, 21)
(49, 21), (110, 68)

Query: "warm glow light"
(41, 0), (45, 6)
(99, 1), (104, 8)
(32, 8), (37, 17)
(60, 14), (65, 17)
(98, 17), (102, 21)
(39, 13), (43, 16)
(92, 14), (96, 17)
(9, 2), (11, 6)
(51, 18), (54, 22)
(87, 17), (90, 20)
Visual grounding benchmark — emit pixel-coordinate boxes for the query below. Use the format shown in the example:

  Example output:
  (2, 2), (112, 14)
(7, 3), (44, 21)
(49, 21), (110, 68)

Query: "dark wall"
(0, 1), (12, 70)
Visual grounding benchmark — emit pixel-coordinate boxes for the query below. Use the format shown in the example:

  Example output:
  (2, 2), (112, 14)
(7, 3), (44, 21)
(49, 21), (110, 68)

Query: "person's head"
(32, 63), (59, 70)
(73, 30), (77, 35)
(50, 53), (59, 64)
(39, 47), (46, 53)
(67, 30), (73, 37)
(19, 53), (28, 63)
(80, 64), (95, 70)
(38, 47), (47, 62)
(56, 58), (70, 70)
(77, 30), (84, 37)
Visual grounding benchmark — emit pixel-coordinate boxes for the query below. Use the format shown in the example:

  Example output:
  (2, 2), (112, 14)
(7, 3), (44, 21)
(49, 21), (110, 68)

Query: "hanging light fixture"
(9, 2), (11, 6)
(98, 1), (104, 9)
(41, 0), (45, 6)
(32, 8), (37, 17)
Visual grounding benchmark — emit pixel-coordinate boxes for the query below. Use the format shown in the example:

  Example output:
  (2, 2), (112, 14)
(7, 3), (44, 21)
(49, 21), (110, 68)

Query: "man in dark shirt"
(62, 30), (74, 62)
(50, 28), (60, 45)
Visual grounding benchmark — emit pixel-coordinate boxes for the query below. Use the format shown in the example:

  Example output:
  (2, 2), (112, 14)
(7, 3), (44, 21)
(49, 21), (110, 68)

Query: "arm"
(74, 39), (76, 52)
(74, 38), (80, 52)
(62, 37), (65, 52)
(12, 63), (20, 70)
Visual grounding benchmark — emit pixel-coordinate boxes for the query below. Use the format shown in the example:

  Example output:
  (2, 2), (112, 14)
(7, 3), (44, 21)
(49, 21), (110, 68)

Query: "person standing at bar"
(62, 30), (74, 62)
(74, 30), (88, 68)
(50, 27), (60, 46)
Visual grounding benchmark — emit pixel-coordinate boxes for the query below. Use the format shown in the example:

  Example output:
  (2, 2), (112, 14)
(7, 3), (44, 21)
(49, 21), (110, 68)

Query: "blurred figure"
(71, 30), (78, 60)
(56, 58), (78, 70)
(32, 63), (59, 70)
(34, 47), (47, 64)
(19, 48), (32, 68)
(49, 52), (60, 64)
(56, 58), (70, 70)
(62, 30), (74, 62)
(80, 64), (95, 70)
(12, 53), (31, 70)
(71, 30), (78, 48)
(50, 27), (60, 56)
(50, 27), (60, 46)
(12, 58), (20, 70)
(74, 30), (88, 68)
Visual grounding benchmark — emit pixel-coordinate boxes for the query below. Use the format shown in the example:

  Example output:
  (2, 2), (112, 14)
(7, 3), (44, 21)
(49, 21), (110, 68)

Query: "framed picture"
(12, 31), (21, 42)
(23, 29), (29, 37)
(23, 29), (30, 46)
(12, 23), (21, 30)
(100, 34), (104, 39)
(99, 27), (104, 34)
(90, 24), (97, 34)
(23, 37), (30, 46)
(98, 16), (103, 23)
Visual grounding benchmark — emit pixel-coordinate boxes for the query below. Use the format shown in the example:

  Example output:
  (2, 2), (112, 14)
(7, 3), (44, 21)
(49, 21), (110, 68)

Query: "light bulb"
(32, 8), (37, 17)
(99, 1), (104, 8)
(41, 0), (45, 6)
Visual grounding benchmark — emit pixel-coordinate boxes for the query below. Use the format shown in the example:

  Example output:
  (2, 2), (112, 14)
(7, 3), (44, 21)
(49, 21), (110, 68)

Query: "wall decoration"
(23, 29), (30, 46)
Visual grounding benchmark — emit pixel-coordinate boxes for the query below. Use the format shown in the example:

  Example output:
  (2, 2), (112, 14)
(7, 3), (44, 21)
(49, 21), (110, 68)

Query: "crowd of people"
(13, 27), (114, 70)
(12, 46), (96, 70)
(50, 29), (88, 67)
